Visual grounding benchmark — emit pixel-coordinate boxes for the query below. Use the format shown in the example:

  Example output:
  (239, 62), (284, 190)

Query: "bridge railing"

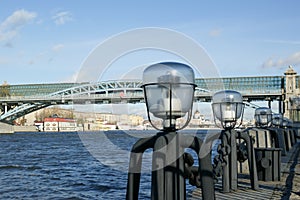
(0, 91), (281, 101)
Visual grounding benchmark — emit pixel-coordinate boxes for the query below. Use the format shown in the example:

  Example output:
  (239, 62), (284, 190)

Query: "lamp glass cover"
(282, 117), (289, 127)
(254, 107), (272, 127)
(212, 90), (244, 123)
(272, 113), (283, 126)
(142, 62), (195, 130)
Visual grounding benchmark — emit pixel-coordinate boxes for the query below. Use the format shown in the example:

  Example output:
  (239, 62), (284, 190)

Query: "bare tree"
(0, 81), (10, 97)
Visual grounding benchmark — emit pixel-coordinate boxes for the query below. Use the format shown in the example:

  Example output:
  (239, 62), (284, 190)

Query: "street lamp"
(267, 113), (288, 156)
(212, 90), (244, 129)
(282, 117), (291, 128)
(142, 62), (196, 130)
(254, 107), (272, 128)
(272, 113), (283, 127)
(211, 90), (258, 192)
(126, 62), (215, 200)
(286, 118), (293, 128)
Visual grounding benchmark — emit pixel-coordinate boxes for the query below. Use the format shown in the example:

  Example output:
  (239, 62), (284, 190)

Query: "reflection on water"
(0, 130), (219, 199)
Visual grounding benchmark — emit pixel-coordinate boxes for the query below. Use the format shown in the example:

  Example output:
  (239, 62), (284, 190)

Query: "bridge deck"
(0, 75), (289, 97)
(0, 75), (294, 124)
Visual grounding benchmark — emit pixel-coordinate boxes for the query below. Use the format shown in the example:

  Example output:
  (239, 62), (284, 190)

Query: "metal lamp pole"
(126, 62), (215, 200)
(211, 90), (258, 192)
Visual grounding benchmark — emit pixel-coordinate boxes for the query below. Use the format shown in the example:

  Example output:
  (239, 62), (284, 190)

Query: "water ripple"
(0, 131), (211, 199)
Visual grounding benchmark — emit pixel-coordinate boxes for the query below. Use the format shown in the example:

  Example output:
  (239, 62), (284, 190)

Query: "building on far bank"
(39, 117), (77, 132)
(23, 107), (146, 131)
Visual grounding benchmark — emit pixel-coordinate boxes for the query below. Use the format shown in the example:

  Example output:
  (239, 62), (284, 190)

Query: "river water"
(0, 130), (219, 199)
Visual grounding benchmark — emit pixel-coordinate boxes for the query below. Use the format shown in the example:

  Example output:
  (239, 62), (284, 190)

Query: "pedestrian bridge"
(1, 66), (300, 124)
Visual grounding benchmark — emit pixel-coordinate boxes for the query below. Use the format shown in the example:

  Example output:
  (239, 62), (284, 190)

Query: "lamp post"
(273, 114), (294, 152)
(211, 90), (258, 192)
(266, 113), (288, 156)
(254, 107), (273, 148)
(254, 107), (272, 128)
(126, 62), (215, 200)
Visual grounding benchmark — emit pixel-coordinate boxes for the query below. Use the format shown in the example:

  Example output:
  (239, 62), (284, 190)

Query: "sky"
(1, 0), (300, 85)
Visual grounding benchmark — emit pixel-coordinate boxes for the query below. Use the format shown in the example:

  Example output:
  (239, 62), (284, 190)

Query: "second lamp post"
(211, 90), (258, 192)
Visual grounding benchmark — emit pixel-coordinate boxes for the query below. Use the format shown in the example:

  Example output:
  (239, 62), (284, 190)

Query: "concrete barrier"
(248, 128), (273, 148)
(255, 148), (281, 181)
(0, 122), (14, 133)
(13, 125), (37, 132)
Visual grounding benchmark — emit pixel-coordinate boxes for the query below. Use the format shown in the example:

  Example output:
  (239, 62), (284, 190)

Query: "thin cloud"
(62, 71), (79, 82)
(0, 9), (37, 43)
(209, 28), (222, 37)
(52, 44), (64, 52)
(262, 51), (300, 68)
(263, 39), (300, 45)
(28, 52), (46, 65)
(52, 11), (72, 25)
(28, 44), (65, 66)
(0, 57), (9, 65)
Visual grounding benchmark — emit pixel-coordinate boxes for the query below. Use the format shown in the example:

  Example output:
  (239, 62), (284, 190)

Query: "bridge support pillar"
(278, 100), (281, 114)
(279, 100), (283, 115)
(284, 66), (298, 119)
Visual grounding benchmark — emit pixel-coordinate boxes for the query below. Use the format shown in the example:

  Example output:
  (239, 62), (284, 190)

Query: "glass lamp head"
(286, 118), (293, 128)
(282, 117), (290, 128)
(254, 107), (272, 128)
(142, 62), (196, 131)
(272, 113), (283, 127)
(211, 90), (244, 130)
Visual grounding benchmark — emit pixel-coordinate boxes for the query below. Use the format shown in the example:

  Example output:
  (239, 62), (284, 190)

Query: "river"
(0, 130), (219, 199)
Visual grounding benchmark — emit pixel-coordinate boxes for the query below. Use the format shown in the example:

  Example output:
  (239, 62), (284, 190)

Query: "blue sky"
(1, 0), (300, 84)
